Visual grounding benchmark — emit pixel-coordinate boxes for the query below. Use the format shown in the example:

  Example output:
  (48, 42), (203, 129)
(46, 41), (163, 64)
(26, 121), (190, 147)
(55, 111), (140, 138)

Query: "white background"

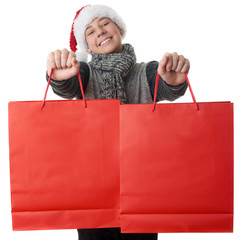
(0, 0), (239, 239)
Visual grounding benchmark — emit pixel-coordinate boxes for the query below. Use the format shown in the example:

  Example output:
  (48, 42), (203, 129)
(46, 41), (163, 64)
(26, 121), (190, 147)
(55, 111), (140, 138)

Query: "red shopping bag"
(8, 70), (120, 230)
(120, 73), (233, 233)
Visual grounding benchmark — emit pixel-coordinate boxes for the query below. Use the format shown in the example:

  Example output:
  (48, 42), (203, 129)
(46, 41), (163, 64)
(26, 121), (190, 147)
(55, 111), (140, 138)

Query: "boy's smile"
(85, 17), (124, 55)
(99, 37), (112, 46)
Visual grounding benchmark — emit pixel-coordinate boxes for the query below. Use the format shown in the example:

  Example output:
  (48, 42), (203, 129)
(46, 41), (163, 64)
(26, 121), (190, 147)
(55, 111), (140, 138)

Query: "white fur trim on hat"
(73, 5), (126, 62)
(75, 49), (89, 62)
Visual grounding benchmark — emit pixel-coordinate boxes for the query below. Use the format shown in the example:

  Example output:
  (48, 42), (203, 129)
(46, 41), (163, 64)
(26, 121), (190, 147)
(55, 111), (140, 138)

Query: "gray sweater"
(48, 61), (188, 103)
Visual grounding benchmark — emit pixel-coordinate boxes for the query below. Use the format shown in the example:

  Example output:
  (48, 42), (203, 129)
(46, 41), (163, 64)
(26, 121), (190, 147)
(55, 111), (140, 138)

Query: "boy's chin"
(93, 44), (123, 55)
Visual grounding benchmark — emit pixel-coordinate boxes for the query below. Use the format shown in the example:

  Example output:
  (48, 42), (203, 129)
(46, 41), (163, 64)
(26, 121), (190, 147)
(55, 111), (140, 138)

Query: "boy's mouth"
(99, 37), (112, 46)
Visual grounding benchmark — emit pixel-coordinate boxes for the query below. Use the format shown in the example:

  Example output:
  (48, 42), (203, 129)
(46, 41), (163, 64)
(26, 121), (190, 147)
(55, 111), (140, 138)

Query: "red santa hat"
(69, 4), (127, 62)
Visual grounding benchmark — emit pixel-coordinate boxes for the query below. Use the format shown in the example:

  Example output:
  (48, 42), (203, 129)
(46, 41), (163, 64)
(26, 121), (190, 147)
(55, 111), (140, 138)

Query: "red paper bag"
(120, 74), (233, 233)
(8, 72), (120, 230)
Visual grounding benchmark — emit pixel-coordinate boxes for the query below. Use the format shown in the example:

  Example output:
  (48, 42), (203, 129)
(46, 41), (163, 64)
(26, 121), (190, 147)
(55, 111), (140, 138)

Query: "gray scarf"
(90, 44), (136, 104)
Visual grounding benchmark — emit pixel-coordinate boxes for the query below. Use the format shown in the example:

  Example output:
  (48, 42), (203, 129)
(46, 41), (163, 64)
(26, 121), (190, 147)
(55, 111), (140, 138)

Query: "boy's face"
(85, 17), (124, 55)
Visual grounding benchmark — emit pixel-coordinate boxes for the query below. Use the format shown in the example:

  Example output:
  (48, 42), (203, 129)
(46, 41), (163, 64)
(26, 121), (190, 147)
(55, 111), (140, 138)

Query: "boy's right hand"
(47, 48), (80, 81)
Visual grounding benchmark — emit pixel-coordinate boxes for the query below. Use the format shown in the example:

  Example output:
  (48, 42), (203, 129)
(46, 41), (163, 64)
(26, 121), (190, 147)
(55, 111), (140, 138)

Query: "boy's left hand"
(158, 52), (190, 86)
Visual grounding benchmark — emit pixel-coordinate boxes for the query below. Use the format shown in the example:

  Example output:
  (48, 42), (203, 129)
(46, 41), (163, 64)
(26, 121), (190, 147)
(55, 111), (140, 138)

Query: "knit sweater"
(48, 61), (188, 103)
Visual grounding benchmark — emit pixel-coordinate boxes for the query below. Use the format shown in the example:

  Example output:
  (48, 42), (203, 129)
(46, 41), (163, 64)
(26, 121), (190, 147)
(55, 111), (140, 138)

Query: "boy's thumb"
(71, 57), (80, 68)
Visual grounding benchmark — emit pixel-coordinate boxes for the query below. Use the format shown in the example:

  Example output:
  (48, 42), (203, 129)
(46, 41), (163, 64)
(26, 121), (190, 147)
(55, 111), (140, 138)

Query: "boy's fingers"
(47, 52), (57, 75)
(171, 52), (179, 70)
(175, 55), (185, 73)
(158, 53), (172, 75)
(158, 61), (165, 76)
(71, 57), (80, 68)
(161, 53), (174, 72)
(180, 58), (190, 73)
(67, 51), (75, 67)
(158, 55), (167, 74)
(46, 49), (80, 81)
(47, 52), (57, 68)
(165, 54), (173, 72)
(71, 57), (80, 75)
(61, 48), (69, 69)
(54, 49), (62, 69)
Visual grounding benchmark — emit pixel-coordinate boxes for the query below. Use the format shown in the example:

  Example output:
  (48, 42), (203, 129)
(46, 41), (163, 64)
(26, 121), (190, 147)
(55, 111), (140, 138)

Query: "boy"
(46, 4), (189, 240)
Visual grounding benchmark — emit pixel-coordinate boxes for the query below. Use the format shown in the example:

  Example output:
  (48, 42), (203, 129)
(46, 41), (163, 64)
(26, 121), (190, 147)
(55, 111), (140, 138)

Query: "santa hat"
(70, 4), (127, 62)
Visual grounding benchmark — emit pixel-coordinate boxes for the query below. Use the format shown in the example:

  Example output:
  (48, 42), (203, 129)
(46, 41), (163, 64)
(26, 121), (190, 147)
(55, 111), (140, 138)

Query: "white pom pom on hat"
(69, 4), (127, 62)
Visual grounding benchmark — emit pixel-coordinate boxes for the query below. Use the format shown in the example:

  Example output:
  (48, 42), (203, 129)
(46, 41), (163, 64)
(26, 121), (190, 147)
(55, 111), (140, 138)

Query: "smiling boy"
(46, 4), (189, 240)
(85, 17), (124, 54)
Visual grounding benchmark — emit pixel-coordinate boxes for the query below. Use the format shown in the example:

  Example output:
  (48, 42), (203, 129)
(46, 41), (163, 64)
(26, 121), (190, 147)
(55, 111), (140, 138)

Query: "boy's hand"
(47, 48), (80, 81)
(158, 52), (190, 86)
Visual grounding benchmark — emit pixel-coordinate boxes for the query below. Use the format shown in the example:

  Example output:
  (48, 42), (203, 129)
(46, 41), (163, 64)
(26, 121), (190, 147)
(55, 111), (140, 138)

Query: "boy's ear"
(87, 48), (92, 53)
(120, 29), (124, 36)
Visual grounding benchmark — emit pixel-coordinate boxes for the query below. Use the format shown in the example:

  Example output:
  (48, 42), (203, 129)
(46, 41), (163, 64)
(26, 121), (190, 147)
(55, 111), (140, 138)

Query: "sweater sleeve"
(146, 61), (188, 101)
(46, 62), (90, 99)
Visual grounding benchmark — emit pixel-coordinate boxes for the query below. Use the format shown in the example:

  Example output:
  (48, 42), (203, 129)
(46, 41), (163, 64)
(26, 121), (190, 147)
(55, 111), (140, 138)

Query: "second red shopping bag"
(120, 73), (233, 233)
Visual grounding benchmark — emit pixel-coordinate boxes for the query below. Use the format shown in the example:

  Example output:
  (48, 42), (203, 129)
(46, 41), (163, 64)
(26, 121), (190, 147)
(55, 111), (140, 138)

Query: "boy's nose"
(97, 28), (106, 37)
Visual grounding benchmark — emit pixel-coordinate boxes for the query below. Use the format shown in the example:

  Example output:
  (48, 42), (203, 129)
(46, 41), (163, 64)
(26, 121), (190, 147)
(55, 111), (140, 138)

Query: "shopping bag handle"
(152, 72), (199, 112)
(41, 68), (87, 109)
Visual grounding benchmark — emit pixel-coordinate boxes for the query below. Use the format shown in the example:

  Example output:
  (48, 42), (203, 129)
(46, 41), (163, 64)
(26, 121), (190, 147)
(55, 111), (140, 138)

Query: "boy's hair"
(70, 4), (127, 62)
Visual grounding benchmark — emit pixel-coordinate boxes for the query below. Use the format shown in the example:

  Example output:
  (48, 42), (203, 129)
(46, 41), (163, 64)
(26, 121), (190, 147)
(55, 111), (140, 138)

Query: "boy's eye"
(103, 22), (109, 26)
(88, 31), (94, 36)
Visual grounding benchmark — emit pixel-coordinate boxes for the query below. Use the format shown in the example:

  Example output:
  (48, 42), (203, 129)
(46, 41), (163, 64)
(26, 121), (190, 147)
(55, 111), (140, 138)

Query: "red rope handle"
(152, 72), (199, 112)
(152, 72), (159, 112)
(78, 71), (87, 108)
(41, 68), (53, 109)
(184, 72), (199, 111)
(41, 68), (87, 109)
